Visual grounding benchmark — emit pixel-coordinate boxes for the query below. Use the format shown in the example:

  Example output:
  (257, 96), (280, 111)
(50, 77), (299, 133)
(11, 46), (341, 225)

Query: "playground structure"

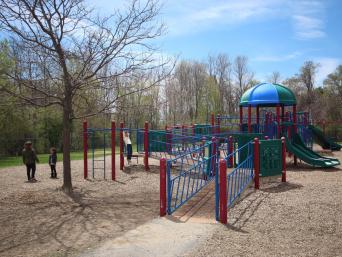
(82, 121), (150, 180)
(82, 82), (341, 224)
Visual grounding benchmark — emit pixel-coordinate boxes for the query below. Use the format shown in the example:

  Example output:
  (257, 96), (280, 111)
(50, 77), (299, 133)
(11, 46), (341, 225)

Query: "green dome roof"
(240, 83), (296, 107)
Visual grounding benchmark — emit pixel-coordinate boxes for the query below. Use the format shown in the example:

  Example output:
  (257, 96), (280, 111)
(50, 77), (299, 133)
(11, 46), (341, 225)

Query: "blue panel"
(248, 83), (279, 106)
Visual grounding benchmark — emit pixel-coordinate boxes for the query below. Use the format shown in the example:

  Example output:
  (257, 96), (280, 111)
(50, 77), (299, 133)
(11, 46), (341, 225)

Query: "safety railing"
(225, 142), (254, 207)
(217, 141), (254, 223)
(166, 140), (218, 214)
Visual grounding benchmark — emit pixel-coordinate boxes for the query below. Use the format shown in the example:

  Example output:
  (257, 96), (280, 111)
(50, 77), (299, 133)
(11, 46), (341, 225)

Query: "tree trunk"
(62, 96), (73, 193)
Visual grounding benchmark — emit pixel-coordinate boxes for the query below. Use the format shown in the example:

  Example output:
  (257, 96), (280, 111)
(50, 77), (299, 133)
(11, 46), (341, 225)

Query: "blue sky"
(92, 0), (342, 84)
(88, 1), (339, 84)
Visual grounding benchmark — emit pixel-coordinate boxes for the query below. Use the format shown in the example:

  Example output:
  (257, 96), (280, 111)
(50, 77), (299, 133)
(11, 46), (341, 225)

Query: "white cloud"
(164, 0), (327, 40)
(292, 1), (325, 40)
(164, 0), (287, 36)
(314, 57), (339, 84)
(253, 51), (301, 62)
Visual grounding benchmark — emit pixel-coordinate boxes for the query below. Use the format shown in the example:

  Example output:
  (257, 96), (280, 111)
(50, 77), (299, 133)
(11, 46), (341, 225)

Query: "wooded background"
(0, 1), (341, 156)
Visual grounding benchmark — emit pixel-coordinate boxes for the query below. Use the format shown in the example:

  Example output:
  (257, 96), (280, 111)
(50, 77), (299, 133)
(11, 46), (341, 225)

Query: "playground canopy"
(238, 82), (298, 136)
(240, 82), (296, 107)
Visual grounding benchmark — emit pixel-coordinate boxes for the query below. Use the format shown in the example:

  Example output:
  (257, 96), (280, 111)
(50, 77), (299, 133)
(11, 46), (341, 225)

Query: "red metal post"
(160, 158), (167, 216)
(285, 111), (292, 157)
(293, 105), (297, 165)
(120, 122), (124, 170)
(144, 121), (150, 171)
(83, 120), (88, 179)
(248, 105), (252, 133)
(253, 138), (260, 189)
(111, 121), (116, 181)
(281, 137), (286, 182)
(281, 105), (285, 133)
(256, 106), (260, 132)
(212, 137), (217, 176)
(219, 159), (227, 224)
(239, 106), (243, 132)
(276, 104), (280, 138)
(217, 114), (221, 135)
(229, 136), (233, 168)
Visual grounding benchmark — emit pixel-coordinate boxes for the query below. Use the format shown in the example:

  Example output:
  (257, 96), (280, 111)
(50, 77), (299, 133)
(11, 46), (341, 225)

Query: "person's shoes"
(31, 178), (37, 182)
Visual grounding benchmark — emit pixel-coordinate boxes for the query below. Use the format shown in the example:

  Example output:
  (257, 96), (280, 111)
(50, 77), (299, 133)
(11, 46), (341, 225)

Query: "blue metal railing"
(225, 142), (254, 207)
(166, 141), (218, 214)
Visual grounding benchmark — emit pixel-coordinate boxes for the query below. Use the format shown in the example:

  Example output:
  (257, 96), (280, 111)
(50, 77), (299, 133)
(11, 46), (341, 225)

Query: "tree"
(324, 65), (342, 99)
(233, 55), (254, 102)
(324, 65), (342, 120)
(300, 61), (320, 93)
(268, 71), (281, 84)
(207, 54), (233, 114)
(299, 61), (320, 111)
(0, 0), (169, 192)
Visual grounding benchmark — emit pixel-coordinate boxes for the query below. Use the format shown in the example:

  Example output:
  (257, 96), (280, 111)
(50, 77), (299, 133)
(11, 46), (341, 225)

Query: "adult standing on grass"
(22, 141), (39, 182)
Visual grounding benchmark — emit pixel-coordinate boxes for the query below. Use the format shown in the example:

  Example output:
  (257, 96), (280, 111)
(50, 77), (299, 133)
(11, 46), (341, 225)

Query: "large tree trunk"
(62, 95), (73, 193)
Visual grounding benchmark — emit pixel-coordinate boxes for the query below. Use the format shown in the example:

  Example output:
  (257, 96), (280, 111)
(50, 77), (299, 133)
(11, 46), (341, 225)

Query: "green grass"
(0, 149), (113, 169)
(0, 144), (140, 169)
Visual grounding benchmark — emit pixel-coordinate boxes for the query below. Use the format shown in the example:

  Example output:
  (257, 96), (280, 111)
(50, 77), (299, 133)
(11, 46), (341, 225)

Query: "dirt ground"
(0, 149), (342, 257)
(0, 156), (161, 257)
(185, 150), (342, 257)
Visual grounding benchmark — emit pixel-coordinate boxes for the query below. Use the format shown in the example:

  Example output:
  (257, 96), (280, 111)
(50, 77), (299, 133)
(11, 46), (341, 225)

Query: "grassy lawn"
(0, 144), (140, 169)
(0, 149), (112, 169)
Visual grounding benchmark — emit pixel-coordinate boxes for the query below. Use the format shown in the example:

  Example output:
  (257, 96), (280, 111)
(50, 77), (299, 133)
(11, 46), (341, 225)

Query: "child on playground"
(124, 131), (132, 165)
(22, 141), (39, 182)
(49, 147), (57, 178)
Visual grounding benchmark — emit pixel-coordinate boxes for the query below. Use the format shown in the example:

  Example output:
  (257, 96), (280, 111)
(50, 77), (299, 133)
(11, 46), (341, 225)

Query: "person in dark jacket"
(22, 141), (39, 182)
(49, 147), (57, 178)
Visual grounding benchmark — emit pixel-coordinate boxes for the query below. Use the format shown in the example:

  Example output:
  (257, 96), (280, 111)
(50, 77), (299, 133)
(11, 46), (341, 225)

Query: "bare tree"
(269, 71), (281, 84)
(300, 61), (320, 93)
(190, 62), (206, 121)
(233, 55), (254, 101)
(215, 54), (233, 114)
(0, 0), (170, 192)
(299, 61), (320, 112)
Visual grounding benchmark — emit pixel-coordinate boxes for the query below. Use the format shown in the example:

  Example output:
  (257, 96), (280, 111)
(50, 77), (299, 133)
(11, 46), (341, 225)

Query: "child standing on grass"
(22, 141), (39, 182)
(49, 147), (57, 178)
(124, 131), (132, 165)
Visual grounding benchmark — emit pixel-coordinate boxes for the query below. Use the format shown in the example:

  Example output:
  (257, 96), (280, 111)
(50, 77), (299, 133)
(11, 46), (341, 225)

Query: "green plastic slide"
(285, 133), (340, 168)
(308, 125), (341, 151)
